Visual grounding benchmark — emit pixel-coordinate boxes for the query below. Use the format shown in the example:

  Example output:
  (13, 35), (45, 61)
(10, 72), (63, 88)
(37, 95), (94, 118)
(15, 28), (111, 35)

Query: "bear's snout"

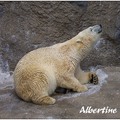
(91, 25), (102, 34)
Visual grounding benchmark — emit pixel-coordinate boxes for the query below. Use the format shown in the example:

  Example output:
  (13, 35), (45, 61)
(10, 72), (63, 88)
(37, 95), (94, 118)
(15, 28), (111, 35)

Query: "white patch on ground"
(57, 66), (108, 101)
(94, 40), (101, 51)
(0, 55), (13, 89)
(94, 38), (106, 51)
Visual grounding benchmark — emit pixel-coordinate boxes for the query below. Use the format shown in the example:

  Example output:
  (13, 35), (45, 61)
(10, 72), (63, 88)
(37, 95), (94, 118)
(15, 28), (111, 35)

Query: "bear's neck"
(77, 39), (95, 61)
(60, 37), (95, 64)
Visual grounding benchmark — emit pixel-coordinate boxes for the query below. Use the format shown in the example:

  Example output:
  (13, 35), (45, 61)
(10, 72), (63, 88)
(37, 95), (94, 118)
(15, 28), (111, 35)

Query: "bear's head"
(76, 24), (102, 43)
(60, 25), (102, 58)
(69, 25), (102, 59)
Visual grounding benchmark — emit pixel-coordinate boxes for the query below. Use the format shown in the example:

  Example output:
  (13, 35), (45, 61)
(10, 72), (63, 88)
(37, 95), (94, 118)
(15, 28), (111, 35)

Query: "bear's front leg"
(58, 75), (88, 93)
(75, 66), (99, 85)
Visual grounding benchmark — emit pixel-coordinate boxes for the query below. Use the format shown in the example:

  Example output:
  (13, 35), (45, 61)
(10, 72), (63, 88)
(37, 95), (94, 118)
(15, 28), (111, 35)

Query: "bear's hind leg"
(32, 95), (56, 105)
(29, 72), (56, 105)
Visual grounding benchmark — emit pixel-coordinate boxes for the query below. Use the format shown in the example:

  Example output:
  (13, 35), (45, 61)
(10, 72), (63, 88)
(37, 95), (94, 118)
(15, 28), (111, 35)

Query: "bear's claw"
(89, 73), (99, 85)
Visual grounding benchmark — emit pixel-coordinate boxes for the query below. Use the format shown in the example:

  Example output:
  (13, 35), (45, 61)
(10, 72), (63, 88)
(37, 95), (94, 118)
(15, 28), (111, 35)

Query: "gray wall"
(0, 1), (120, 71)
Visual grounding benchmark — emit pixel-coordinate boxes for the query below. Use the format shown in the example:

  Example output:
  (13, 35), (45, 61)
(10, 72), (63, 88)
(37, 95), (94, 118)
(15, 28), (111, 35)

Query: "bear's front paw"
(89, 73), (99, 85)
(75, 85), (88, 92)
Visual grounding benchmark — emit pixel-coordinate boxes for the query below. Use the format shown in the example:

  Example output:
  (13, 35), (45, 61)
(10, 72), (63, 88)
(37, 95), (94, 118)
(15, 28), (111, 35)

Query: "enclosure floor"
(0, 67), (120, 119)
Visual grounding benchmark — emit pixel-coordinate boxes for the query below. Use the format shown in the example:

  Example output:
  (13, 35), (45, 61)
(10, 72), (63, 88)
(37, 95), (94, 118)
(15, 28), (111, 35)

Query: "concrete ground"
(0, 66), (120, 119)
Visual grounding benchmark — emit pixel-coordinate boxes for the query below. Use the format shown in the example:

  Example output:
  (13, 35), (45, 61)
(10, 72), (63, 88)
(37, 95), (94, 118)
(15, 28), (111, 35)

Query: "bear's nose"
(92, 25), (102, 33)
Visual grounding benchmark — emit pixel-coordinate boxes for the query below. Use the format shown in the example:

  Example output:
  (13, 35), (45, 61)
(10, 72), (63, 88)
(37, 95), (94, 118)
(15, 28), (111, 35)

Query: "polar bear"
(13, 25), (102, 105)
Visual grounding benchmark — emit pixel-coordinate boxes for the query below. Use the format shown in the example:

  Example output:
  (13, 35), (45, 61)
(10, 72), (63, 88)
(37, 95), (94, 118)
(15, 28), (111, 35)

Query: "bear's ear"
(76, 40), (83, 44)
(76, 41), (81, 43)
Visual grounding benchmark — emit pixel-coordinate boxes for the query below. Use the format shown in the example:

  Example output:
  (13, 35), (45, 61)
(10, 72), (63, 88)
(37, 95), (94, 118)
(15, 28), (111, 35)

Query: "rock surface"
(0, 1), (120, 71)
